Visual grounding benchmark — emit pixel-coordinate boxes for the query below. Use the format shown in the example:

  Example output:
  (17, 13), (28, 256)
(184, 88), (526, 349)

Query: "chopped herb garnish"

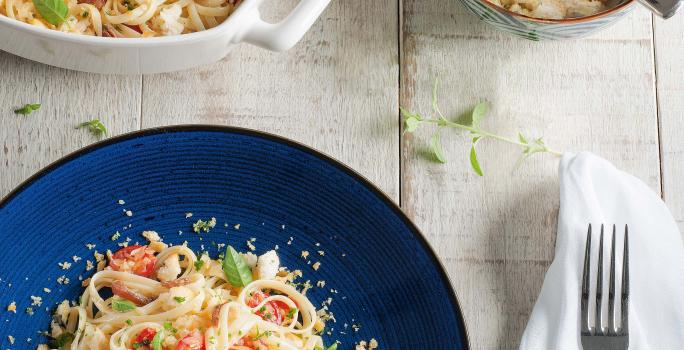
(173, 296), (186, 303)
(286, 307), (298, 319)
(49, 332), (75, 350)
(112, 299), (136, 312)
(125, 319), (133, 325)
(163, 321), (177, 334)
(194, 259), (205, 271)
(251, 326), (272, 341)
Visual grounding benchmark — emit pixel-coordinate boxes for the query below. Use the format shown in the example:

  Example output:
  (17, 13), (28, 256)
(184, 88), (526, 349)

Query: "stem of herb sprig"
(420, 118), (563, 156)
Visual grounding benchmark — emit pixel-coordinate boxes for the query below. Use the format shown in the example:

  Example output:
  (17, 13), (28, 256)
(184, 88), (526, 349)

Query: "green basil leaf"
(430, 133), (446, 164)
(471, 102), (488, 128)
(151, 329), (163, 350)
(469, 143), (484, 176)
(404, 117), (421, 134)
(223, 246), (253, 287)
(49, 332), (75, 350)
(193, 259), (205, 271)
(112, 299), (136, 312)
(32, 0), (68, 25)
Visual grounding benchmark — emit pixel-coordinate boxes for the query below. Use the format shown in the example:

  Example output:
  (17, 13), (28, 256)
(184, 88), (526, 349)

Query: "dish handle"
(234, 0), (331, 51)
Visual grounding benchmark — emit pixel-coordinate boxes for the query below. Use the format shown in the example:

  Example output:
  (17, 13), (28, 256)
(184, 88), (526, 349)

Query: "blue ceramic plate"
(0, 126), (469, 349)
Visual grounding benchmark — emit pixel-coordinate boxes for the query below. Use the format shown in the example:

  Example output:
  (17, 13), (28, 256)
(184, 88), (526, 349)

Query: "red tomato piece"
(236, 336), (268, 350)
(176, 331), (205, 350)
(109, 245), (157, 277)
(247, 292), (290, 325)
(131, 327), (156, 350)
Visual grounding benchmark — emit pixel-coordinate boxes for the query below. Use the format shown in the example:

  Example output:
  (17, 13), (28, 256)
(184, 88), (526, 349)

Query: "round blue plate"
(0, 126), (469, 349)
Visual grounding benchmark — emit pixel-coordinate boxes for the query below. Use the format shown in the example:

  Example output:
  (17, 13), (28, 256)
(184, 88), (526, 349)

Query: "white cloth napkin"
(519, 152), (684, 349)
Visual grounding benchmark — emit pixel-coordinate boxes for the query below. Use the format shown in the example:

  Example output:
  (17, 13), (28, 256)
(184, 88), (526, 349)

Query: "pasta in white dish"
(44, 241), (335, 350)
(0, 0), (241, 37)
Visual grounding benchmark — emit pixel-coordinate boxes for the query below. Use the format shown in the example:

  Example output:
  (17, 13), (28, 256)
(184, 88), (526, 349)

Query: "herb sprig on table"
(402, 81), (562, 176)
(14, 103), (41, 115)
(76, 119), (108, 138)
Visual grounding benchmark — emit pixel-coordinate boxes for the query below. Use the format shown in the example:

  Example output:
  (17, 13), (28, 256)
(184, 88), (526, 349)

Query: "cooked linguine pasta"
(0, 0), (241, 37)
(44, 240), (334, 350)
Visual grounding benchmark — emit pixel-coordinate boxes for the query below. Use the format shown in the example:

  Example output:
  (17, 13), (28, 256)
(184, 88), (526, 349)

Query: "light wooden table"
(1, 0), (682, 348)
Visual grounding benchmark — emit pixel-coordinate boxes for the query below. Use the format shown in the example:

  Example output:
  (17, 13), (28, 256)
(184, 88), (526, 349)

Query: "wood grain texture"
(141, 0), (400, 200)
(400, 2), (659, 349)
(0, 53), (141, 199)
(653, 12), (684, 231)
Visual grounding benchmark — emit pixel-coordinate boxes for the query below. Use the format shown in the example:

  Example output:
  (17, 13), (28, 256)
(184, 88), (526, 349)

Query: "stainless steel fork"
(580, 224), (630, 350)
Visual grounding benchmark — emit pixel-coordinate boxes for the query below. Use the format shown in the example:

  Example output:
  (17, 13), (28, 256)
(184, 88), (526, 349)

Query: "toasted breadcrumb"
(30, 296), (42, 306)
(369, 339), (378, 349)
(8, 335), (15, 344)
(7, 301), (16, 313)
(312, 262), (321, 271)
(142, 230), (161, 242)
(301, 251), (310, 259)
(58, 261), (72, 270)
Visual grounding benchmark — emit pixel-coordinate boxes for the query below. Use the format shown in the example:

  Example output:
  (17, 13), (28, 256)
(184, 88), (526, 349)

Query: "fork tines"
(581, 224), (630, 338)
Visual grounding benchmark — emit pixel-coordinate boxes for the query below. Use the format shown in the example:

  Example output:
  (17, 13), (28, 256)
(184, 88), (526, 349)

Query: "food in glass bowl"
(490, 0), (617, 18)
(0, 0), (241, 37)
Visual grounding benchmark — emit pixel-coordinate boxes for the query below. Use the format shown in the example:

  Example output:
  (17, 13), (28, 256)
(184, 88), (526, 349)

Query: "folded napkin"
(519, 152), (684, 349)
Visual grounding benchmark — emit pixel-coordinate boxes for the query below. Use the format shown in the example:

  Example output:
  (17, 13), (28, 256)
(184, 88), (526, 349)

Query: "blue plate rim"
(0, 125), (471, 348)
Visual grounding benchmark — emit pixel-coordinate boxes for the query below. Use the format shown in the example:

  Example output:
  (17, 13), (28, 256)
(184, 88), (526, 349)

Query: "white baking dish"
(0, 0), (330, 74)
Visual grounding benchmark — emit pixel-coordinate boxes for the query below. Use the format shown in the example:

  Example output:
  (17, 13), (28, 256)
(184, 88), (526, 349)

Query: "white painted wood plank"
(401, 3), (659, 349)
(0, 53), (141, 199)
(141, 0), (400, 200)
(653, 13), (684, 231)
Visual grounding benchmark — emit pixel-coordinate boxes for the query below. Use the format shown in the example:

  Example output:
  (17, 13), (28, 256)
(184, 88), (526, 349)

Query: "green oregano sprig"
(402, 81), (562, 176)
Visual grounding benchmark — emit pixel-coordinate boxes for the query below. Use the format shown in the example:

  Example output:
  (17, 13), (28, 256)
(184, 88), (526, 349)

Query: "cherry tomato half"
(176, 331), (205, 350)
(131, 327), (156, 350)
(109, 245), (157, 277)
(247, 292), (290, 325)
